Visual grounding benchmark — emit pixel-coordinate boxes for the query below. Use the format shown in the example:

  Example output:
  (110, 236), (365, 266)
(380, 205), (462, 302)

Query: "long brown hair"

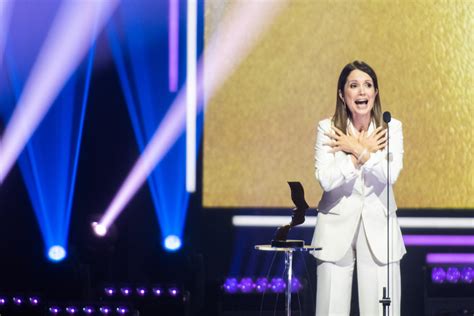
(332, 61), (385, 133)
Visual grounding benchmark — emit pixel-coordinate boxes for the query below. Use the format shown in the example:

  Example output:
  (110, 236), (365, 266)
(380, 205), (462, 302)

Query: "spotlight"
(49, 306), (61, 315)
(48, 245), (67, 262)
(270, 277), (286, 293)
(0, 297), (7, 305)
(66, 306), (78, 314)
(446, 267), (461, 283)
(238, 277), (254, 293)
(136, 287), (147, 296)
(223, 278), (239, 294)
(255, 277), (269, 293)
(432, 267), (446, 284)
(12, 296), (23, 306)
(83, 306), (95, 314)
(168, 287), (180, 297)
(117, 306), (129, 315)
(164, 235), (181, 251)
(291, 277), (303, 292)
(152, 286), (163, 297)
(92, 222), (107, 237)
(99, 306), (112, 315)
(29, 296), (40, 306)
(461, 267), (473, 283)
(120, 287), (132, 296)
(104, 287), (116, 297)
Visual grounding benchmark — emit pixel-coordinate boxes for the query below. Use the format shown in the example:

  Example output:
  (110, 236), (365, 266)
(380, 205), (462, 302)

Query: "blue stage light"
(164, 235), (182, 251)
(461, 267), (473, 283)
(48, 245), (66, 262)
(431, 267), (446, 283)
(446, 267), (461, 283)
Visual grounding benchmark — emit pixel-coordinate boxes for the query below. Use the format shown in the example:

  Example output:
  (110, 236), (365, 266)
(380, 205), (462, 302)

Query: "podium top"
(254, 245), (322, 252)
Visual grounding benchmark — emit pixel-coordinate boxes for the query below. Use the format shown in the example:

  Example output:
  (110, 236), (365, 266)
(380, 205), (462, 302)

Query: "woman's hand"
(358, 126), (387, 153)
(325, 127), (362, 155)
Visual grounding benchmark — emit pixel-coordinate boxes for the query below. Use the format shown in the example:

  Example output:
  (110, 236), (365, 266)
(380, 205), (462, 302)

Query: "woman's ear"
(338, 90), (344, 101)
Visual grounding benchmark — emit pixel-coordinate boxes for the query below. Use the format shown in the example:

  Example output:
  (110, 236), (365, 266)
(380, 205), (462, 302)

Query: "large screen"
(203, 1), (473, 209)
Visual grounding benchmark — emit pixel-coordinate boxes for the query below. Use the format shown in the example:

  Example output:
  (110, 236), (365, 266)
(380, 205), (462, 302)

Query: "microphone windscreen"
(383, 111), (391, 123)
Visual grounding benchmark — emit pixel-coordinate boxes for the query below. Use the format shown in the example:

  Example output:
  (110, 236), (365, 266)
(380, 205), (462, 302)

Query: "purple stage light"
(66, 306), (78, 314)
(238, 277), (255, 293)
(104, 286), (116, 296)
(29, 296), (40, 306)
(426, 253), (474, 264)
(168, 287), (180, 297)
(255, 277), (269, 293)
(168, 0), (179, 92)
(83, 306), (95, 314)
(270, 277), (286, 293)
(223, 278), (239, 294)
(49, 306), (61, 315)
(446, 267), (461, 283)
(99, 306), (112, 315)
(431, 267), (446, 283)
(117, 306), (129, 315)
(404, 235), (474, 246)
(152, 286), (163, 296)
(136, 287), (147, 296)
(461, 267), (473, 283)
(120, 287), (132, 296)
(12, 296), (23, 306)
(0, 297), (6, 305)
(291, 277), (303, 292)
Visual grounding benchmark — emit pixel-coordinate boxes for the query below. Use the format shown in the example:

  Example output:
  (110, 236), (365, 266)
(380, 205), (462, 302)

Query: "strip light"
(404, 235), (474, 246)
(427, 253), (474, 264)
(169, 0), (179, 92)
(231, 215), (474, 229)
(0, 0), (13, 68)
(186, 0), (197, 193)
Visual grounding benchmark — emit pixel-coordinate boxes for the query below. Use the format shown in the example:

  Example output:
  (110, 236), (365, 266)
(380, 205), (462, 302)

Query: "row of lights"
(103, 285), (181, 298)
(0, 295), (133, 315)
(223, 277), (303, 294)
(431, 266), (473, 284)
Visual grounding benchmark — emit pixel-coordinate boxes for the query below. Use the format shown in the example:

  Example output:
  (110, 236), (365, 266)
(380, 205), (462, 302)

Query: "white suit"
(311, 118), (406, 316)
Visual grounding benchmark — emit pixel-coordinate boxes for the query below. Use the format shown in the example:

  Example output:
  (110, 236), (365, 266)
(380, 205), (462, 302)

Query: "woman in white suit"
(311, 61), (406, 316)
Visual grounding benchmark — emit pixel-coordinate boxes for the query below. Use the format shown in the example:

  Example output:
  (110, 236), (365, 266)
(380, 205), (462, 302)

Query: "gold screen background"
(203, 0), (473, 209)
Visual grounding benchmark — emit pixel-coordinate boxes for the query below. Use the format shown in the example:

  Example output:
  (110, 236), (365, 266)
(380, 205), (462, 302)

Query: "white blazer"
(311, 118), (406, 263)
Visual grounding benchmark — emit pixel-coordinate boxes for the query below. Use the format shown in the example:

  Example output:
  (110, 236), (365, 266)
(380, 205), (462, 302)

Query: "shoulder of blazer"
(318, 118), (333, 130)
(389, 117), (402, 130)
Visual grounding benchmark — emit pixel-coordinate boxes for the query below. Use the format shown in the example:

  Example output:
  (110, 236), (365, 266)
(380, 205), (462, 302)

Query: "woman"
(311, 61), (406, 316)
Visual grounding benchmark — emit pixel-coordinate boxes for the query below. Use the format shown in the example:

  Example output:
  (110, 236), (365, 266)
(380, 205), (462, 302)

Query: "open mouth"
(354, 99), (368, 105)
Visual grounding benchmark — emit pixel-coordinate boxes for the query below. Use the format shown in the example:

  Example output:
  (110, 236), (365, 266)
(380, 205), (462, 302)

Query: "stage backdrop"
(203, 0), (473, 209)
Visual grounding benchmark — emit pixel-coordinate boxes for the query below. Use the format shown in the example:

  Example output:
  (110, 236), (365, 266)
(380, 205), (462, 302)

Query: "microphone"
(383, 111), (391, 123)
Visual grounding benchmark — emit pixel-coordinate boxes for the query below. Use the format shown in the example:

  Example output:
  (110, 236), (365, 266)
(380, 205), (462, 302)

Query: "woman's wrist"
(357, 147), (369, 164)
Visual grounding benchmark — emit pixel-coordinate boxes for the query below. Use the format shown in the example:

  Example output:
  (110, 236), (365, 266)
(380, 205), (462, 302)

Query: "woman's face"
(340, 69), (377, 118)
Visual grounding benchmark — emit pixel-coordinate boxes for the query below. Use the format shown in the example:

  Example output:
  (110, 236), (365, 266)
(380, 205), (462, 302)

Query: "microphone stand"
(379, 113), (391, 315)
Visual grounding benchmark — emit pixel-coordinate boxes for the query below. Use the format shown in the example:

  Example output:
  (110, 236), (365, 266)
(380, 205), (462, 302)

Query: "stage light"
(99, 306), (112, 315)
(255, 277), (269, 293)
(49, 306), (61, 315)
(446, 267), (461, 283)
(238, 277), (254, 293)
(169, 0), (179, 92)
(291, 277), (303, 292)
(427, 253), (474, 264)
(270, 277), (286, 293)
(92, 222), (107, 237)
(117, 306), (129, 315)
(164, 235), (182, 251)
(461, 267), (473, 284)
(12, 296), (23, 306)
(431, 267), (446, 284)
(136, 287), (147, 296)
(66, 306), (78, 314)
(120, 287), (132, 296)
(104, 286), (116, 296)
(152, 286), (163, 297)
(223, 278), (239, 294)
(48, 245), (66, 262)
(168, 287), (180, 297)
(29, 296), (40, 306)
(0, 297), (6, 305)
(83, 306), (95, 314)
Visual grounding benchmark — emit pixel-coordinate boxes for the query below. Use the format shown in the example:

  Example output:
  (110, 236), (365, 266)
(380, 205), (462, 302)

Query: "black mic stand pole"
(379, 112), (391, 316)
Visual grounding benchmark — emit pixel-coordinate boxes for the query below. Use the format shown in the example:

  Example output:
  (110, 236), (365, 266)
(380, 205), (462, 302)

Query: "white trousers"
(315, 220), (401, 316)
